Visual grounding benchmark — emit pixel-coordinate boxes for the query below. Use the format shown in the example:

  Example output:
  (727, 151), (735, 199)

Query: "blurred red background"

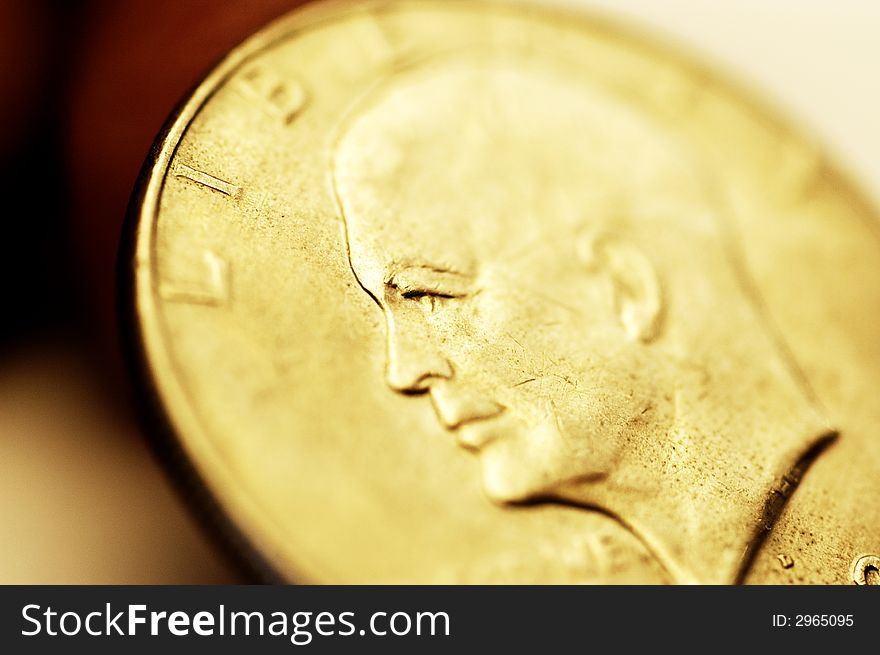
(1, 0), (302, 584)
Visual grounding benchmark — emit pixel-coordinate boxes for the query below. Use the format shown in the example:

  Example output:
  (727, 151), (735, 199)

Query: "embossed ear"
(577, 232), (663, 343)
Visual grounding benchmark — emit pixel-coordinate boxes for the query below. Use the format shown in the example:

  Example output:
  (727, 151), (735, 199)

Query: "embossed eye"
(402, 290), (453, 311)
(387, 264), (472, 310)
(420, 294), (439, 311)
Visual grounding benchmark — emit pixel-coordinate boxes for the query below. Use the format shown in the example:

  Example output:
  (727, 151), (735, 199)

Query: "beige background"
(576, 0), (880, 203)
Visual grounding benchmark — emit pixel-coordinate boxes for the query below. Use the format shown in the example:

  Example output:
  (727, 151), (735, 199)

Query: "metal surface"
(122, 0), (880, 583)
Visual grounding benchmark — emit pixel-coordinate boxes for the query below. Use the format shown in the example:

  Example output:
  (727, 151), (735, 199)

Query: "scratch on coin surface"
(173, 163), (240, 198)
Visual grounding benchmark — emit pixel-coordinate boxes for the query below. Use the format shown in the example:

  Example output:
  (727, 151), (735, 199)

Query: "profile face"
(334, 63), (692, 503)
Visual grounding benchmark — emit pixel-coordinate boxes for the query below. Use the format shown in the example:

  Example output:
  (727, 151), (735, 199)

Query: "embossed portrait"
(331, 60), (835, 583)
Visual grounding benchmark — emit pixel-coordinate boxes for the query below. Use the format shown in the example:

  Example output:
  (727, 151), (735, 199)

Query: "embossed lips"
(427, 380), (506, 448)
(455, 414), (510, 450)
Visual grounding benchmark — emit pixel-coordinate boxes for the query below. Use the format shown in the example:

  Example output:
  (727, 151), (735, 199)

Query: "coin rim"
(118, 0), (880, 583)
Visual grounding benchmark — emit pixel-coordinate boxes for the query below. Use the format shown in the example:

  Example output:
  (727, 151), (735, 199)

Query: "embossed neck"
(616, 381), (836, 585)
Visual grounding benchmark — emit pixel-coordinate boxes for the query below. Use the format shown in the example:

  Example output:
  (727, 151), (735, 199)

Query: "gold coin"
(121, 0), (880, 583)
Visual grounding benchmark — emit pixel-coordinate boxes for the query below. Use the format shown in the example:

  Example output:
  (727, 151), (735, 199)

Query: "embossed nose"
(383, 313), (454, 393)
(385, 351), (453, 394)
